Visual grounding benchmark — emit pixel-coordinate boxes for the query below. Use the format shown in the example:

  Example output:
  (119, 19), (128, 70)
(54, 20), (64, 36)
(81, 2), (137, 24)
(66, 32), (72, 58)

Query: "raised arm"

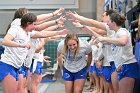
(35, 16), (66, 31)
(35, 20), (57, 31)
(31, 29), (68, 38)
(43, 24), (63, 31)
(72, 22), (105, 37)
(36, 8), (64, 23)
(66, 11), (107, 31)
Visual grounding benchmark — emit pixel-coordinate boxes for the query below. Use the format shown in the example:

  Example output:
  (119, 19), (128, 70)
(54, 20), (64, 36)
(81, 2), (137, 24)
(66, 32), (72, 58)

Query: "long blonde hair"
(63, 33), (80, 59)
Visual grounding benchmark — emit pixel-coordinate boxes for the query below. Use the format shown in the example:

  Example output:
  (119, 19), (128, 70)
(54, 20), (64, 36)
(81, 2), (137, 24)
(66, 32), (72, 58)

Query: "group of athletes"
(0, 7), (139, 93)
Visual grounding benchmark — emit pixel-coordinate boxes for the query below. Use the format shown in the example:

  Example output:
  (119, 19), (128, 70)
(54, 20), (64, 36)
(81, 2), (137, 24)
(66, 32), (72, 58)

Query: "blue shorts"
(90, 64), (101, 76)
(30, 59), (43, 75)
(0, 61), (19, 81)
(29, 59), (34, 73)
(96, 67), (103, 76)
(89, 65), (95, 73)
(63, 67), (87, 81)
(102, 66), (112, 83)
(117, 62), (139, 81)
(34, 61), (43, 75)
(18, 65), (29, 78)
(110, 61), (116, 74)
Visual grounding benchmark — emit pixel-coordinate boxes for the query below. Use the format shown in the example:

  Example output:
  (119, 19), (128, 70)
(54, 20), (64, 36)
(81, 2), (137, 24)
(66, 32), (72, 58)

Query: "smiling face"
(67, 39), (78, 52)
(64, 34), (79, 55)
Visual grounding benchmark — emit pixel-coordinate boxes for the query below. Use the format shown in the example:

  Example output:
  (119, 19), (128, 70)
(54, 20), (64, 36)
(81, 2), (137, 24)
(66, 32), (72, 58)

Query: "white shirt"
(24, 31), (39, 68)
(1, 25), (30, 68)
(109, 28), (137, 69)
(57, 39), (92, 73)
(11, 18), (21, 26)
(10, 18), (38, 68)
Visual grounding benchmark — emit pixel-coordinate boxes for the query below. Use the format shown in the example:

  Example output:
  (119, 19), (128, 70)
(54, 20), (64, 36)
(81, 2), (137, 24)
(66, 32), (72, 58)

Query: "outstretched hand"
(53, 8), (65, 16)
(56, 15), (66, 28)
(44, 55), (51, 59)
(59, 29), (69, 35)
(66, 11), (79, 22)
(72, 22), (83, 28)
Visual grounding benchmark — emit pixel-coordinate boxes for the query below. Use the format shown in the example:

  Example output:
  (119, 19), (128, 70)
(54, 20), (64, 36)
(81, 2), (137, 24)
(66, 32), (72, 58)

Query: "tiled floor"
(0, 69), (92, 93)
(38, 78), (92, 93)
(38, 69), (92, 93)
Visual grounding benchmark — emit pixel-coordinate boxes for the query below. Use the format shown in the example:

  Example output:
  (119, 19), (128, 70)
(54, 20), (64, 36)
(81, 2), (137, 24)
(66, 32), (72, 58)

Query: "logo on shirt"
(111, 44), (116, 51)
(18, 39), (25, 44)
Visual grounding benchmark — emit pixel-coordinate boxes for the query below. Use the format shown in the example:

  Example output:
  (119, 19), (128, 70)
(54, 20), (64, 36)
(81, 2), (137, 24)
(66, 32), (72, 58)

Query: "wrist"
(80, 25), (85, 29)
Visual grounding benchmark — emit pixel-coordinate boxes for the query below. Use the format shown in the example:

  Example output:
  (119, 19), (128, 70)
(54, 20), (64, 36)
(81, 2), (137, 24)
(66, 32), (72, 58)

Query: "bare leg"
(74, 79), (86, 93)
(111, 71), (119, 93)
(86, 72), (94, 90)
(27, 70), (32, 92)
(99, 75), (104, 93)
(30, 73), (42, 93)
(17, 74), (27, 93)
(107, 82), (114, 93)
(118, 77), (135, 93)
(2, 73), (18, 93)
(64, 81), (74, 93)
(92, 71), (100, 93)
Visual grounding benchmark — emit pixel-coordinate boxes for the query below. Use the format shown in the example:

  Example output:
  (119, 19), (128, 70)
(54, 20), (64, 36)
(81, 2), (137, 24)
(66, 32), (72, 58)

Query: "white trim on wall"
(0, 0), (79, 9)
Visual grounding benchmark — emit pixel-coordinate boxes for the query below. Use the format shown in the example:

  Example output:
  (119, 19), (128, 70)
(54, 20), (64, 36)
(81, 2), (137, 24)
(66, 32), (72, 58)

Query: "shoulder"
(11, 18), (21, 26)
(58, 40), (64, 46)
(8, 25), (21, 32)
(79, 40), (90, 47)
(79, 40), (92, 52)
(117, 28), (129, 36)
(57, 40), (64, 52)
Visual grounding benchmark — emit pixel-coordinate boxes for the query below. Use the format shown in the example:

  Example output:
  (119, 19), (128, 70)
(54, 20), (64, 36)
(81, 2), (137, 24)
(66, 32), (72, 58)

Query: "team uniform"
(30, 39), (44, 75)
(0, 25), (31, 80)
(10, 18), (38, 78)
(94, 42), (104, 76)
(108, 28), (139, 80)
(100, 25), (116, 83)
(88, 39), (98, 74)
(57, 39), (92, 81)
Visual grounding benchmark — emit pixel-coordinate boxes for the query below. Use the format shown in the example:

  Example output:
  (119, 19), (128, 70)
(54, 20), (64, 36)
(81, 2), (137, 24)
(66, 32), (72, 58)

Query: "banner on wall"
(104, 0), (112, 10)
